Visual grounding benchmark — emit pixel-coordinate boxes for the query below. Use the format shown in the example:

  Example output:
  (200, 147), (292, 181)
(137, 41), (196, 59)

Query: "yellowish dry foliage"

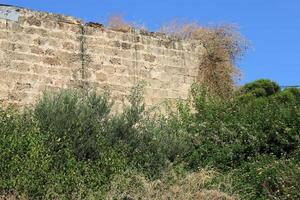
(107, 14), (132, 32)
(0, 194), (26, 200)
(107, 14), (147, 33)
(161, 20), (249, 98)
(105, 169), (236, 200)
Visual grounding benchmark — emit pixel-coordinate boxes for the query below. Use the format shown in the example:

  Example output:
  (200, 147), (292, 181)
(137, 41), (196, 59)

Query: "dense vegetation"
(0, 79), (299, 199)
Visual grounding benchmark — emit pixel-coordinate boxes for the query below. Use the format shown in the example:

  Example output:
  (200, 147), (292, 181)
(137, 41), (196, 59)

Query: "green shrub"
(107, 85), (170, 178)
(184, 83), (299, 169)
(239, 79), (280, 97)
(231, 155), (300, 200)
(0, 108), (50, 198)
(0, 90), (127, 199)
(33, 89), (112, 162)
(171, 81), (300, 199)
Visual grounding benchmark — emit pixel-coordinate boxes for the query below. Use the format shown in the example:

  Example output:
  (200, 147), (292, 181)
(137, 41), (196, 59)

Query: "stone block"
(94, 71), (107, 82)
(143, 54), (156, 63)
(43, 57), (61, 66)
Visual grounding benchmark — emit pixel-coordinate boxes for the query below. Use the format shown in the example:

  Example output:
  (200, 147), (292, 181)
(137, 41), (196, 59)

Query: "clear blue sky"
(2, 0), (300, 86)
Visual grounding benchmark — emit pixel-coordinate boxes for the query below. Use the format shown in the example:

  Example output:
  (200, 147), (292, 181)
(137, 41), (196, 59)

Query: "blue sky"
(2, 0), (300, 86)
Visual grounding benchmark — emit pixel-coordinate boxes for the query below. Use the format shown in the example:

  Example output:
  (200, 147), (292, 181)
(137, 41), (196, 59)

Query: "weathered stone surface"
(95, 72), (108, 82)
(26, 16), (41, 26)
(121, 42), (131, 50)
(43, 57), (61, 66)
(0, 5), (206, 109)
(143, 54), (156, 63)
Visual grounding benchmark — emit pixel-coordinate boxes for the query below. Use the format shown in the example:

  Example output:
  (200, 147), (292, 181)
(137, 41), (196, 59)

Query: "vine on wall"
(160, 21), (249, 98)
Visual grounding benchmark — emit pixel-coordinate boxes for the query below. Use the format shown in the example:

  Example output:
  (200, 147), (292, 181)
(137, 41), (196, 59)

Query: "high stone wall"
(0, 5), (205, 110)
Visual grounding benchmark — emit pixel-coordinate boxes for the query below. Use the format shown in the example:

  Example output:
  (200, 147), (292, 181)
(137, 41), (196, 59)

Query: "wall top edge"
(0, 4), (202, 45)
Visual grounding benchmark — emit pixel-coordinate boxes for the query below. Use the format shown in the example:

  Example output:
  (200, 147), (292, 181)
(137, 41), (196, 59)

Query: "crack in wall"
(79, 24), (86, 80)
(133, 31), (139, 85)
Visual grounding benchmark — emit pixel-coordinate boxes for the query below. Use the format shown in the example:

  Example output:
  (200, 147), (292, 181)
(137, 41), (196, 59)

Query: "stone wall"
(0, 5), (205, 110)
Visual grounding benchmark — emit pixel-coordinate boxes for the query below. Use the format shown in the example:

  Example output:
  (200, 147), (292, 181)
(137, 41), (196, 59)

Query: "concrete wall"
(0, 5), (205, 110)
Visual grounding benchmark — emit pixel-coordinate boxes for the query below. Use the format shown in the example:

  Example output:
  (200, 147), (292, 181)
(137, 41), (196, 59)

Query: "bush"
(0, 107), (50, 198)
(33, 89), (112, 162)
(231, 155), (300, 200)
(169, 81), (300, 199)
(239, 79), (280, 97)
(0, 90), (127, 199)
(106, 85), (168, 178)
(175, 82), (300, 171)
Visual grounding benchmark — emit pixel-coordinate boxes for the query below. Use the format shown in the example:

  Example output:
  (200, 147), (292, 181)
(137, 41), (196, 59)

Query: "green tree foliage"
(240, 79), (280, 97)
